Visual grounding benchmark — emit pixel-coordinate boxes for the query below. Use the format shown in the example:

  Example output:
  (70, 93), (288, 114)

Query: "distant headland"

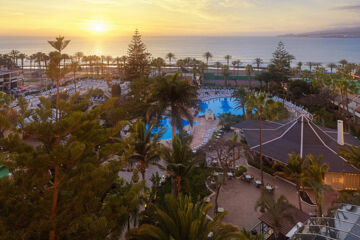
(279, 26), (360, 38)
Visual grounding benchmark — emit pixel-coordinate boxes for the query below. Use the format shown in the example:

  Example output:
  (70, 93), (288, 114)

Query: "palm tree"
(150, 72), (199, 139)
(74, 51), (84, 63)
(297, 61), (303, 71)
(305, 154), (329, 216)
(255, 192), (294, 240)
(327, 63), (337, 73)
(120, 55), (127, 78)
(198, 61), (207, 84)
(221, 65), (230, 87)
(127, 194), (240, 240)
(233, 86), (248, 119)
(105, 55), (113, 73)
(34, 52), (43, 70)
(339, 145), (360, 169)
(245, 64), (254, 88)
(127, 120), (163, 180)
(113, 57), (122, 76)
(215, 61), (222, 75)
(100, 55), (106, 75)
(334, 72), (351, 117)
(166, 52), (175, 65)
(93, 55), (101, 78)
(203, 51), (213, 66)
(305, 61), (315, 72)
(151, 57), (166, 75)
(276, 153), (306, 211)
(69, 61), (81, 92)
(42, 53), (50, 70)
(9, 49), (20, 66)
(28, 54), (36, 70)
(47, 35), (70, 240)
(176, 59), (185, 71)
(61, 53), (70, 68)
(314, 62), (322, 69)
(254, 58), (263, 74)
(339, 59), (348, 68)
(224, 55), (232, 66)
(245, 92), (270, 184)
(161, 134), (200, 196)
(18, 53), (27, 70)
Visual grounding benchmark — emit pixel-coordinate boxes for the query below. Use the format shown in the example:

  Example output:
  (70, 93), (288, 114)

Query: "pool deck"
(185, 116), (219, 149)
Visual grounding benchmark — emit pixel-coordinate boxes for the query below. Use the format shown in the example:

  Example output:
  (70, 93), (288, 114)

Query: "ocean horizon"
(1, 36), (359, 66)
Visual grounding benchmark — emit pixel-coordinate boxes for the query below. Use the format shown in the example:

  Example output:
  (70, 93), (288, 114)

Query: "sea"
(0, 36), (359, 67)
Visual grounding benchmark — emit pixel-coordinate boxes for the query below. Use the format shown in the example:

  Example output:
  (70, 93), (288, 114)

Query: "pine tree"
(0, 94), (144, 239)
(268, 41), (294, 79)
(125, 30), (151, 80)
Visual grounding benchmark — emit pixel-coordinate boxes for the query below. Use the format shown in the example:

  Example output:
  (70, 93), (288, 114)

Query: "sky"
(0, 0), (359, 37)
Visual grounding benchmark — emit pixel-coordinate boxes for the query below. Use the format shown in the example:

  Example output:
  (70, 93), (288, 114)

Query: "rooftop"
(233, 116), (360, 174)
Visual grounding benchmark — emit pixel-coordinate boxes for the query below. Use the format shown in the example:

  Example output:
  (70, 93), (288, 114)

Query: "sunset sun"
(87, 20), (109, 34)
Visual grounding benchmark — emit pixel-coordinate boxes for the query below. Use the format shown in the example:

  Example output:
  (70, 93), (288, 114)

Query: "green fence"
(204, 73), (255, 81)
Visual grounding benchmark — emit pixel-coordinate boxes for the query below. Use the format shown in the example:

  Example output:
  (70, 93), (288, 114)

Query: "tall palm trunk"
(318, 202), (322, 217)
(139, 161), (146, 180)
(176, 176), (181, 196)
(297, 185), (302, 211)
(171, 177), (177, 197)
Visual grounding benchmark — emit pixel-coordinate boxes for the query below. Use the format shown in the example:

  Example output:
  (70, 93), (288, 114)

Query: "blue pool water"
(154, 117), (198, 140)
(197, 98), (244, 117)
(157, 97), (242, 140)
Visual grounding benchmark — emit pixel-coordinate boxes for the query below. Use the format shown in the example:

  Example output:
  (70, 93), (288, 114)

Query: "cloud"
(331, 4), (360, 11)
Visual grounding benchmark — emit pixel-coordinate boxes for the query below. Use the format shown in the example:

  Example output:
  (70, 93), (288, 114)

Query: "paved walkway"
(207, 146), (338, 230)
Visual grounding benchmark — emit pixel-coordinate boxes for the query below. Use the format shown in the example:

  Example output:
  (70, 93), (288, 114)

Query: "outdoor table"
(227, 172), (233, 177)
(217, 207), (224, 213)
(245, 174), (253, 182)
(213, 172), (219, 176)
(255, 180), (262, 185)
(266, 185), (273, 191)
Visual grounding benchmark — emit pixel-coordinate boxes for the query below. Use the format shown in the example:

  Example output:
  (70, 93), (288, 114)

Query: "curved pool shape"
(154, 117), (198, 140)
(197, 97), (244, 117)
(157, 98), (242, 140)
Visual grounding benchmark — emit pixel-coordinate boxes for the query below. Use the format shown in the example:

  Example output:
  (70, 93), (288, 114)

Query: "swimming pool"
(157, 97), (242, 140)
(154, 117), (198, 140)
(197, 97), (244, 117)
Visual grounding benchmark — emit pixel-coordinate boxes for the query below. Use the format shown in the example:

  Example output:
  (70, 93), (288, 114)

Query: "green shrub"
(235, 166), (247, 176)
(246, 152), (276, 175)
(337, 190), (360, 205)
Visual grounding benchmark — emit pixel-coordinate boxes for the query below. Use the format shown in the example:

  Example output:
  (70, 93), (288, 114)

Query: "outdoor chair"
(255, 179), (262, 188)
